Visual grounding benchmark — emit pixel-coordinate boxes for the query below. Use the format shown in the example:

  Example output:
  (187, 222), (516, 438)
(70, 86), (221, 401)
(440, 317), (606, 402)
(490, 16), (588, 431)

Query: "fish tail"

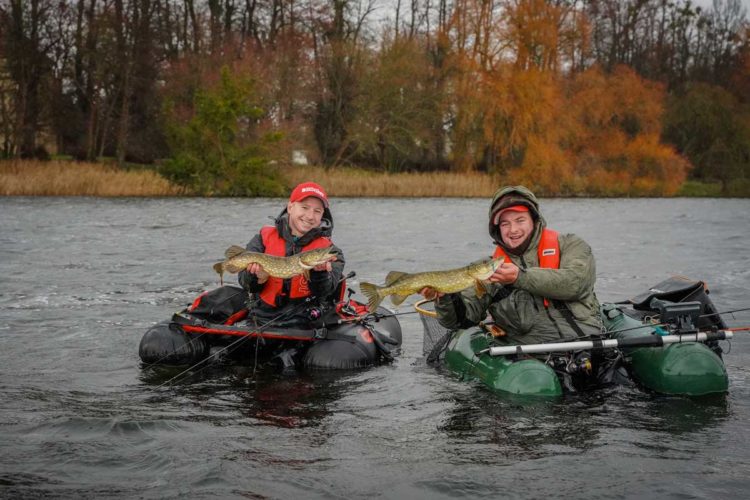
(213, 262), (225, 285)
(359, 282), (383, 312)
(390, 294), (409, 306)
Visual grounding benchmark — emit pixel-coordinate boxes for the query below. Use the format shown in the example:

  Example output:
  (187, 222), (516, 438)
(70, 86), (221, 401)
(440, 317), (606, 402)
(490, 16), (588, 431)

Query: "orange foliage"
(442, 1), (689, 196)
(564, 65), (689, 196)
(505, 0), (564, 71)
(505, 135), (574, 194)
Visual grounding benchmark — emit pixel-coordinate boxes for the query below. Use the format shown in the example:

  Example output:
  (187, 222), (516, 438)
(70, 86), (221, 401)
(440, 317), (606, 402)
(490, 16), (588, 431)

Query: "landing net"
(416, 299), (453, 363)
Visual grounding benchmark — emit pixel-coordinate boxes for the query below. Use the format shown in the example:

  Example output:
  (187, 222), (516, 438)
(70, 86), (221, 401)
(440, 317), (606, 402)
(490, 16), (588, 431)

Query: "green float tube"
(443, 328), (563, 397)
(601, 304), (728, 396)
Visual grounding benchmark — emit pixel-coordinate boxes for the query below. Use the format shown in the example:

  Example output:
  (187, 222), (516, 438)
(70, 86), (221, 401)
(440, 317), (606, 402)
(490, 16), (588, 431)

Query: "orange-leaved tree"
(567, 65), (689, 195)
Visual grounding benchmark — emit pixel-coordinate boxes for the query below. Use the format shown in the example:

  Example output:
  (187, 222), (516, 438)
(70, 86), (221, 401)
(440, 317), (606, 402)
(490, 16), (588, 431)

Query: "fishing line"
(156, 305), (305, 388)
(700, 306), (750, 318)
(216, 269), (354, 367)
(330, 309), (421, 327)
(141, 329), (211, 370)
(141, 288), (248, 369)
(156, 269), (352, 385)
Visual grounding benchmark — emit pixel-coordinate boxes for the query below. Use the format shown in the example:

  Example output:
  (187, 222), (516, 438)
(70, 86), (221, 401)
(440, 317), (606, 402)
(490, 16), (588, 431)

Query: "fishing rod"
(479, 329), (735, 357)
(157, 300), (313, 388)
(159, 269), (366, 386)
(474, 305), (750, 341)
(475, 308), (749, 357)
(142, 287), (249, 369)
(331, 309), (421, 326)
(700, 306), (750, 318)
(150, 270), (358, 370)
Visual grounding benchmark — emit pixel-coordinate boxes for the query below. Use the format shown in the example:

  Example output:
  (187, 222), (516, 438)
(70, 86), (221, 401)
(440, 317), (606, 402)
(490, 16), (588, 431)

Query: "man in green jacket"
(422, 185), (601, 344)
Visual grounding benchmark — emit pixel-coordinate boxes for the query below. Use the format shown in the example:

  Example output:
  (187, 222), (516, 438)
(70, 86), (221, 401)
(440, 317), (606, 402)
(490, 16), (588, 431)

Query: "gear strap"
(551, 299), (587, 338)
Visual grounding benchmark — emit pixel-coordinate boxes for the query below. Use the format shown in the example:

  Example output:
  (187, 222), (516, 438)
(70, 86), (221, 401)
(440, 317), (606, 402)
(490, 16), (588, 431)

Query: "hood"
(488, 185), (546, 253)
(274, 206), (334, 246)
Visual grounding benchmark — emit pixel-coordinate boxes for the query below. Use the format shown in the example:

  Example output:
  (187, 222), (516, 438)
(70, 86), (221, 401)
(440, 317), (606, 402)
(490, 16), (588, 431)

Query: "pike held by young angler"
(213, 245), (337, 285)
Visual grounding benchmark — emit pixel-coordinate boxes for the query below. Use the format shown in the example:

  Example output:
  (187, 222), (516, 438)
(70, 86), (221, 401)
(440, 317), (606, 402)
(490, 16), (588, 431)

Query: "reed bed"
(284, 165), (499, 197)
(1, 161), (500, 197)
(0, 160), (183, 196)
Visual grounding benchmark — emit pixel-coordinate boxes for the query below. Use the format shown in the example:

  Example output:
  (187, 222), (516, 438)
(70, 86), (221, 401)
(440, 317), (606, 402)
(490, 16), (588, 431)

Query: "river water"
(1, 196), (749, 499)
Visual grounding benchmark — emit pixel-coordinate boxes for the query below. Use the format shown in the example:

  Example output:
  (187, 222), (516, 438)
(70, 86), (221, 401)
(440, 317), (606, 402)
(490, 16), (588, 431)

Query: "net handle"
(414, 298), (438, 318)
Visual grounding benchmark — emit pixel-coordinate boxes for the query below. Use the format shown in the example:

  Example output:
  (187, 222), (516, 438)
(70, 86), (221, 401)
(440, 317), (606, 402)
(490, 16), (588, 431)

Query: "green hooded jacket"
(434, 186), (601, 344)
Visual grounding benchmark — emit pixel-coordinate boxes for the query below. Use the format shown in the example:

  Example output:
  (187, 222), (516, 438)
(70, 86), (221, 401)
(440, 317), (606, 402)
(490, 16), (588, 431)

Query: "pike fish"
(213, 245), (337, 285)
(359, 257), (504, 311)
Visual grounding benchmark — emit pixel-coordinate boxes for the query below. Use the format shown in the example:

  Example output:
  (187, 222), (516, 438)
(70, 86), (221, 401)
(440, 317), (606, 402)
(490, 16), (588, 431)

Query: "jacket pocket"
(490, 289), (537, 335)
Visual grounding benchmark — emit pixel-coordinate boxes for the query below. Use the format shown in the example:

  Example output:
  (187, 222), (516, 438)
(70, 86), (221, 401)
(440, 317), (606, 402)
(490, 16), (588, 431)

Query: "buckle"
(313, 327), (328, 339)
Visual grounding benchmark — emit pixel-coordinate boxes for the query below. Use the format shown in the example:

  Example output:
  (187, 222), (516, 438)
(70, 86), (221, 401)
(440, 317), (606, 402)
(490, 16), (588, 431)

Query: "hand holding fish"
(419, 287), (445, 301)
(246, 262), (270, 283)
(312, 261), (334, 272)
(489, 261), (519, 285)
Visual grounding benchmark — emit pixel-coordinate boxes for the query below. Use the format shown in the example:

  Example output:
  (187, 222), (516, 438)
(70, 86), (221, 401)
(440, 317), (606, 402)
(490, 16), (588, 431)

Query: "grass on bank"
(284, 165), (499, 197)
(1, 160), (500, 197)
(676, 179), (750, 197)
(2, 159), (748, 197)
(0, 160), (183, 196)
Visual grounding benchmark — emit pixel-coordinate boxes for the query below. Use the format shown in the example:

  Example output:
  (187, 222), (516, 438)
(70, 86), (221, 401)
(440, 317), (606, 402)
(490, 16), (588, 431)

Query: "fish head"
(298, 247), (337, 268)
(467, 257), (504, 280)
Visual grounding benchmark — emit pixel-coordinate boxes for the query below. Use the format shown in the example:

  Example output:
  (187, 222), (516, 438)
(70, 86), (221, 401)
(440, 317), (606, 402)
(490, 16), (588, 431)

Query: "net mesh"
(418, 302), (453, 363)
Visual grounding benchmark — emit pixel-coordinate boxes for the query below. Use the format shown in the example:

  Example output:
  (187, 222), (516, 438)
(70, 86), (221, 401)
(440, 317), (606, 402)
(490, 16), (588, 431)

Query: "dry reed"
(0, 160), (183, 196)
(283, 165), (499, 197)
(1, 160), (501, 197)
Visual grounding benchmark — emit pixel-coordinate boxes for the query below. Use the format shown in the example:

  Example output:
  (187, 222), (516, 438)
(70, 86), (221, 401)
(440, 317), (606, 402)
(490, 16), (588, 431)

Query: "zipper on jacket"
(519, 256), (540, 312)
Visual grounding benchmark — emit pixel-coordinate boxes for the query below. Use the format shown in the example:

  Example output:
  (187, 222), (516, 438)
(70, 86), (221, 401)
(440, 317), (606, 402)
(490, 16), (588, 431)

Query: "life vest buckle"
(313, 327), (328, 339)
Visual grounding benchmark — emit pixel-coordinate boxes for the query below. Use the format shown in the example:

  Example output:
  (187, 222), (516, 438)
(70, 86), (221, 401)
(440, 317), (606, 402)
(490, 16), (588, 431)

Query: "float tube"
(443, 328), (563, 396)
(421, 276), (731, 397)
(140, 285), (402, 370)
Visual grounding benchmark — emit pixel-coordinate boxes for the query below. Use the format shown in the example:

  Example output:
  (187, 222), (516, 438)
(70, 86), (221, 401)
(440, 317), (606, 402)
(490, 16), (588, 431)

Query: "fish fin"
(224, 245), (246, 259)
(303, 269), (310, 281)
(390, 294), (409, 306)
(359, 282), (383, 311)
(475, 279), (486, 297)
(224, 262), (245, 273)
(213, 262), (225, 285)
(385, 271), (408, 286)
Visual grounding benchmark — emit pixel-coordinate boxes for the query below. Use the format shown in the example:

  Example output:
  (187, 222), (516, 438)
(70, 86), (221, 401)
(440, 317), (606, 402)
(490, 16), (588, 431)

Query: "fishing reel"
(649, 298), (702, 334)
(567, 354), (593, 375)
(339, 288), (359, 317)
(549, 351), (593, 376)
(308, 307), (323, 321)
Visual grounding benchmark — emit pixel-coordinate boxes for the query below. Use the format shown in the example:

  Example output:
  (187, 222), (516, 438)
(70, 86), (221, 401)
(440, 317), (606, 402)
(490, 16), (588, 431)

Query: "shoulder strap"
(551, 299), (587, 338)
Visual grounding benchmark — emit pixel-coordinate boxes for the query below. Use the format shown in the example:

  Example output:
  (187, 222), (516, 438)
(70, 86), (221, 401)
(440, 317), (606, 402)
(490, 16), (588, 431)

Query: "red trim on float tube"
(180, 324), (318, 341)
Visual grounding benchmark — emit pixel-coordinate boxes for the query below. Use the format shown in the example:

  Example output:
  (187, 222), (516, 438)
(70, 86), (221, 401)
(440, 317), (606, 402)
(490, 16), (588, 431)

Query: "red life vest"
(493, 228), (560, 307)
(258, 226), (333, 307)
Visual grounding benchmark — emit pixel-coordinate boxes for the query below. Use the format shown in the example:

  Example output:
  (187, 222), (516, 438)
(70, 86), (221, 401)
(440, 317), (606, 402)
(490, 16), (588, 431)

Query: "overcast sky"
(694, 0), (750, 11)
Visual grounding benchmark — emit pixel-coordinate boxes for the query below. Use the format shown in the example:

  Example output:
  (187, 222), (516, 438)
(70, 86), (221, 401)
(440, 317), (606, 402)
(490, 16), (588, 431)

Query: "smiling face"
(498, 210), (534, 250)
(287, 196), (325, 236)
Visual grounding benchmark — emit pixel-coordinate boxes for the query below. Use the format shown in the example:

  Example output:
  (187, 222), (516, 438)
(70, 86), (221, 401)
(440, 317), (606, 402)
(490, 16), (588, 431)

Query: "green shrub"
(161, 66), (286, 196)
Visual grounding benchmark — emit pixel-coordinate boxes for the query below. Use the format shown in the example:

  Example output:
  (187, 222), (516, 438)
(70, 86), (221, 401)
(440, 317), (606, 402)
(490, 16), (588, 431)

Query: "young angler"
(239, 182), (345, 325)
(422, 185), (601, 344)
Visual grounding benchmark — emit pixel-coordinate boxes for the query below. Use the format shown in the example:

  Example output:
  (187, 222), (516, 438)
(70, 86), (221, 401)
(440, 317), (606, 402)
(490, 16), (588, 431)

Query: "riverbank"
(1, 160), (499, 197)
(1, 159), (747, 197)
(0, 160), (183, 196)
